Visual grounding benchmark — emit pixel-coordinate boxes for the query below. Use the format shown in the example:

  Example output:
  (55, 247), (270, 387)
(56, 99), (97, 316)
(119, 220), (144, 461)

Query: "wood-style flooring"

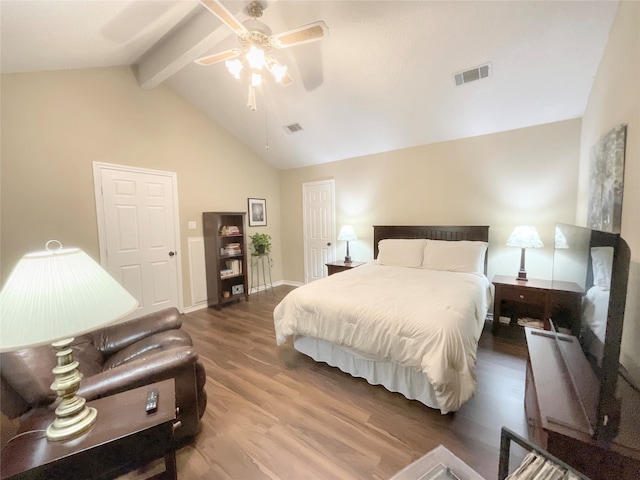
(174, 285), (529, 480)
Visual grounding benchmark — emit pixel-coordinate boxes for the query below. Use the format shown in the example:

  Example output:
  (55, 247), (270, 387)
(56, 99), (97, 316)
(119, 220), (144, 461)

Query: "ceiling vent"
(283, 123), (303, 134)
(453, 63), (491, 86)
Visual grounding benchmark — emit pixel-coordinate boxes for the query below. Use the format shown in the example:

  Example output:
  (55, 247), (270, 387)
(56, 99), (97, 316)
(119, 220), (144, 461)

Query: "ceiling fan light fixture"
(269, 62), (288, 84)
(225, 59), (243, 79)
(247, 85), (257, 111)
(246, 45), (266, 70)
(251, 71), (262, 87)
(195, 0), (329, 109)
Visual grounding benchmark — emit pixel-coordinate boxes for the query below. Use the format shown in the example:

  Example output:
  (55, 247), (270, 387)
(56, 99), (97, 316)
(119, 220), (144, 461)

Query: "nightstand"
(492, 275), (583, 336)
(325, 260), (366, 276)
(1, 379), (177, 480)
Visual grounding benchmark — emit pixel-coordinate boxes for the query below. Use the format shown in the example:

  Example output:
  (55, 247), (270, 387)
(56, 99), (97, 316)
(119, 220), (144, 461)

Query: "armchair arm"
(103, 329), (193, 370)
(91, 307), (182, 356)
(76, 346), (198, 401)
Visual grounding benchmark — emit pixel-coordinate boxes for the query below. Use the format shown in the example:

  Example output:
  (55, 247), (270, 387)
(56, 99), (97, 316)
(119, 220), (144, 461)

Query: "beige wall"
(577, 0), (640, 385)
(280, 119), (582, 284)
(0, 67), (282, 308)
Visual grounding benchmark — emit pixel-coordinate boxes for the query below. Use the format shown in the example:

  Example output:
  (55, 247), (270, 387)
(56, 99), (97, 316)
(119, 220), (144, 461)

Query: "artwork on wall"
(248, 198), (267, 226)
(587, 124), (627, 233)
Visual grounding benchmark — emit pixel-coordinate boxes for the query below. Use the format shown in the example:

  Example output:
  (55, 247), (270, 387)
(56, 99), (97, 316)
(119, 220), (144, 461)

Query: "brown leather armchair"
(0, 307), (207, 444)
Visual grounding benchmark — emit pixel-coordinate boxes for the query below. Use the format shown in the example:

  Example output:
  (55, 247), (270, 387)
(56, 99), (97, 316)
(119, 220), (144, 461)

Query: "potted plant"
(250, 232), (271, 255)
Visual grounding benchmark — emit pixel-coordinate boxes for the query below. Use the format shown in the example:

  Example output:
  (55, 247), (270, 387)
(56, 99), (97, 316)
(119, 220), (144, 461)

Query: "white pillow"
(422, 240), (488, 275)
(377, 239), (426, 267)
(591, 246), (614, 290)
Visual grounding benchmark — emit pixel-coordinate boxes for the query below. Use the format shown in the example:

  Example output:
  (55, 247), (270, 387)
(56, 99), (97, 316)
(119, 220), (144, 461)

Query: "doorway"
(302, 179), (336, 283)
(93, 162), (183, 318)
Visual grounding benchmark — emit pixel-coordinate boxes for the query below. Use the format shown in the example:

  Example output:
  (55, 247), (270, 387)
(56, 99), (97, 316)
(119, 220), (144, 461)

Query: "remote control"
(145, 389), (158, 413)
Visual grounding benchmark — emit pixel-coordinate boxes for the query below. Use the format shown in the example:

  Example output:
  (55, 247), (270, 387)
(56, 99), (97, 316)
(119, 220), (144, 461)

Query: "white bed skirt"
(293, 335), (441, 411)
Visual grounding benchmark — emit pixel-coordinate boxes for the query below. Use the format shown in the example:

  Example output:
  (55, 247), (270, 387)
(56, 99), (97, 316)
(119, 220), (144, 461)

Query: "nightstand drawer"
(501, 286), (547, 305)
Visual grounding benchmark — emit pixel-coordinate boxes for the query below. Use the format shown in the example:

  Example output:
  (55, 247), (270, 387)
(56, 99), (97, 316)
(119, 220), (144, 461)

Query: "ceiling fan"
(195, 0), (329, 110)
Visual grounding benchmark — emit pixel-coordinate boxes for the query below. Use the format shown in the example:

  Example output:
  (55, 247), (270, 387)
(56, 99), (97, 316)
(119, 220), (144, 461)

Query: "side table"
(325, 260), (366, 276)
(1, 379), (178, 480)
(492, 275), (583, 336)
(250, 253), (273, 295)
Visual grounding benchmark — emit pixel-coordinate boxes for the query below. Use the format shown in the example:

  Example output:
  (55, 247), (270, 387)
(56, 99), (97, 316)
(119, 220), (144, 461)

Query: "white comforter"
(273, 263), (491, 413)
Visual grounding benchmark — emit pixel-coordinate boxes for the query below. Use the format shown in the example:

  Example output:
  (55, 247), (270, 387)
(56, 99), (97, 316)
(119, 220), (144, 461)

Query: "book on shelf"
(219, 225), (241, 235)
(223, 243), (242, 255)
(226, 259), (242, 275)
(220, 268), (234, 278)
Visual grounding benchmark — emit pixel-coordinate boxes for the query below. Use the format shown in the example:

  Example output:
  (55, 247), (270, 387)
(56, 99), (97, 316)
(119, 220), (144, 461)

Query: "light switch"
(188, 221), (197, 230)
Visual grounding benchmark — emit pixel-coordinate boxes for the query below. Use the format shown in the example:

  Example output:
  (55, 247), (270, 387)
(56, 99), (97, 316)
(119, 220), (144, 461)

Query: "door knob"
(169, 251), (176, 257)
(327, 242), (331, 246)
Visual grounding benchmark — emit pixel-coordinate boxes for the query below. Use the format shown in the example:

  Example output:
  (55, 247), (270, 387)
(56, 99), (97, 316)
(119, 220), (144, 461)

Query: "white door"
(303, 180), (335, 283)
(94, 163), (182, 318)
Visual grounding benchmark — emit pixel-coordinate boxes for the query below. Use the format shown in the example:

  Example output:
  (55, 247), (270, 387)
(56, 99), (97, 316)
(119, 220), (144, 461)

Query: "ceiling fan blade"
(195, 49), (240, 66)
(292, 43), (324, 92)
(200, 0), (248, 35)
(271, 21), (329, 49)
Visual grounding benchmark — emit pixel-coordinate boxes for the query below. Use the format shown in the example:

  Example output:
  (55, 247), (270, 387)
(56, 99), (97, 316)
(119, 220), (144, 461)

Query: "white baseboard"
(183, 302), (208, 314)
(280, 280), (304, 287)
(183, 280), (302, 312)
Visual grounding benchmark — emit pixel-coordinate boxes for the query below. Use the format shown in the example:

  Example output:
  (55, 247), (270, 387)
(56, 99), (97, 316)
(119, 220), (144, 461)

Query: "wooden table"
(1, 379), (177, 480)
(492, 275), (583, 335)
(325, 260), (366, 276)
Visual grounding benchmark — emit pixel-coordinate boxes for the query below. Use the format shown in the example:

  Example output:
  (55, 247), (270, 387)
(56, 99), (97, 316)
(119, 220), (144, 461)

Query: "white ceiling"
(1, 0), (619, 170)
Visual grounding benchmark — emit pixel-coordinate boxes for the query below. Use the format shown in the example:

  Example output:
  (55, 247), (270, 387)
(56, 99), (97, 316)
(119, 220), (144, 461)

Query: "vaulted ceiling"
(0, 1), (619, 170)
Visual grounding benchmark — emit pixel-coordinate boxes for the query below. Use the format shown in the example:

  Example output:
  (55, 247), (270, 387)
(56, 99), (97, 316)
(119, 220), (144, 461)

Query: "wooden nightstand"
(1, 379), (177, 480)
(492, 275), (583, 336)
(325, 260), (366, 276)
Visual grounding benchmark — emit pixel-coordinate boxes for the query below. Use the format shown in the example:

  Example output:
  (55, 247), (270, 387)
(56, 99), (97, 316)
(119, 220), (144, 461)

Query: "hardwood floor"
(176, 286), (529, 479)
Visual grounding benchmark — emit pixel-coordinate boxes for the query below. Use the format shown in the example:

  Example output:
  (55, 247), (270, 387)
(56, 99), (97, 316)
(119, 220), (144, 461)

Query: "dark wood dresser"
(524, 328), (640, 479)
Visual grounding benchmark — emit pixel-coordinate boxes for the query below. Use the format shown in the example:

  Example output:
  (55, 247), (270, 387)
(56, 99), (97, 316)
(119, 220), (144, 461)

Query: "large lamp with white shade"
(0, 240), (138, 441)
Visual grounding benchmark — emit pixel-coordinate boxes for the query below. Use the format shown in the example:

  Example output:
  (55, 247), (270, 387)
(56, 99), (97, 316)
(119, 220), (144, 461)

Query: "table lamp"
(337, 225), (357, 263)
(0, 240), (138, 441)
(505, 226), (544, 281)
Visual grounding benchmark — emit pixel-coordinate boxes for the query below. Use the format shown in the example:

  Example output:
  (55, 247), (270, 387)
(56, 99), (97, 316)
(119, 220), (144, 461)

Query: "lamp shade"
(337, 225), (357, 242)
(505, 226), (544, 249)
(0, 242), (138, 352)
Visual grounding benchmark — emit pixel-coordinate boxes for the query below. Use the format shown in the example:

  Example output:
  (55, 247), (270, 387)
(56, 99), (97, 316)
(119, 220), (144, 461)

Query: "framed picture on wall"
(587, 124), (627, 233)
(248, 198), (267, 226)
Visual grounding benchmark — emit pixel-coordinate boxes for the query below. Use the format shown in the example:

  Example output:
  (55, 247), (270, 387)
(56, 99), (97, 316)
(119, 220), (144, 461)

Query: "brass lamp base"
(344, 241), (352, 264)
(516, 248), (529, 281)
(47, 338), (97, 441)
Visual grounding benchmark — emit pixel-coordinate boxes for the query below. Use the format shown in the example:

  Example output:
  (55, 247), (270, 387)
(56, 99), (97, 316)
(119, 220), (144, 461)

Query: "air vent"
(453, 63), (491, 86)
(282, 123), (303, 134)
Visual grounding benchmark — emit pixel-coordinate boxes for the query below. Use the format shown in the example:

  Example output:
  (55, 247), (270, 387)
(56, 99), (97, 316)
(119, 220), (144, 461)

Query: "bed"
(274, 225), (491, 414)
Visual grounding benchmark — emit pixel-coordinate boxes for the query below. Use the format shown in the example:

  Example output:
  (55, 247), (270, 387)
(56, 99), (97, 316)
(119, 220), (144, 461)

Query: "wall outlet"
(188, 221), (197, 230)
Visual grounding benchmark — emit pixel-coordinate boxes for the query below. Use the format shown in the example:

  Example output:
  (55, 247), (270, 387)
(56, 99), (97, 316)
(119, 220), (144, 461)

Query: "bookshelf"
(202, 212), (249, 309)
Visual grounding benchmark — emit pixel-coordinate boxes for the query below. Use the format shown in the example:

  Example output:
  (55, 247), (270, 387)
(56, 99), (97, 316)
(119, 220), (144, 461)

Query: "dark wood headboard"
(373, 225), (490, 273)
